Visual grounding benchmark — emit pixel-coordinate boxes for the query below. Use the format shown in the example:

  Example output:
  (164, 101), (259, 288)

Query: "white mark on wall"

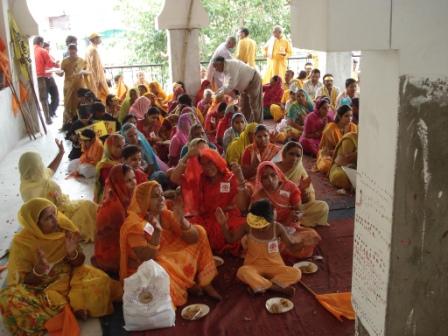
(405, 308), (417, 335)
(413, 149), (418, 163)
(439, 191), (443, 199)
(416, 119), (431, 194)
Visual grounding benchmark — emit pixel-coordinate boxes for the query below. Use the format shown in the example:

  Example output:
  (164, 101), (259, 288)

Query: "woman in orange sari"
(251, 161), (321, 259)
(94, 134), (125, 203)
(148, 81), (168, 111)
(241, 124), (281, 183)
(94, 164), (136, 274)
(119, 181), (221, 306)
(169, 148), (250, 254)
(316, 105), (357, 173)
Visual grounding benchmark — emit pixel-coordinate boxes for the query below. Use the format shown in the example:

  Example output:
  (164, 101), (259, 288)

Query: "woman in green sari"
(118, 88), (139, 123)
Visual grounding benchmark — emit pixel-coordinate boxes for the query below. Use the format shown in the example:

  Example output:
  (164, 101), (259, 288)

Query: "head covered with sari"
(102, 164), (134, 210)
(19, 152), (57, 202)
(99, 134), (125, 168)
(195, 80), (211, 104)
(225, 122), (258, 163)
(174, 112), (197, 149)
(148, 81), (167, 100)
(7, 198), (78, 285)
(217, 104), (238, 140)
(129, 96), (151, 120)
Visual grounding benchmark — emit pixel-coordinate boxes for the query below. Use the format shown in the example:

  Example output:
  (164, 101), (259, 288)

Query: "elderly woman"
(300, 97), (334, 156)
(251, 162), (321, 259)
(170, 148), (250, 254)
(19, 140), (97, 242)
(316, 105), (358, 174)
(119, 181), (221, 306)
(94, 164), (137, 274)
(0, 198), (121, 335)
(275, 141), (329, 227)
(95, 134), (125, 203)
(241, 124), (281, 182)
(196, 88), (213, 118)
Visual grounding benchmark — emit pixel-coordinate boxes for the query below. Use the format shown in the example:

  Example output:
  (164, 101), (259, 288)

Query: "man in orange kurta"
(262, 26), (292, 84)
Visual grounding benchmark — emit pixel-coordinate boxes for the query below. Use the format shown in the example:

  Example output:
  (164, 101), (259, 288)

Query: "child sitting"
(216, 199), (305, 297)
(122, 145), (148, 185)
(67, 129), (104, 178)
(66, 104), (93, 160)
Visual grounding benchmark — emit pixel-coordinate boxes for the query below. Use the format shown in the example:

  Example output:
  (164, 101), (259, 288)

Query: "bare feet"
(203, 284), (223, 301)
(269, 284), (296, 297)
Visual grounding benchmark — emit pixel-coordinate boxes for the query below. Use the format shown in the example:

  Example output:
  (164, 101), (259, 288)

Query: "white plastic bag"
(123, 260), (175, 331)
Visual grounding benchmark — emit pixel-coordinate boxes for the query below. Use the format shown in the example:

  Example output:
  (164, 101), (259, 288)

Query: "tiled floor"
(0, 112), (102, 335)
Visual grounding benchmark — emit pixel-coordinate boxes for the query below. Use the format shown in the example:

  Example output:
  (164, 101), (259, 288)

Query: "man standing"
(212, 56), (262, 122)
(85, 33), (109, 103)
(33, 36), (59, 124)
(207, 36), (236, 89)
(303, 68), (323, 100)
(235, 28), (257, 68)
(43, 42), (60, 118)
(316, 73), (340, 109)
(262, 26), (292, 84)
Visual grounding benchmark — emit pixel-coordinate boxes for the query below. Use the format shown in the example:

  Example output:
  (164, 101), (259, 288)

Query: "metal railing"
(105, 54), (361, 91)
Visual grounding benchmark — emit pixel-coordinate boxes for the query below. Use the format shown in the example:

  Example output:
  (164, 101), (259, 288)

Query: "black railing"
(105, 54), (361, 91)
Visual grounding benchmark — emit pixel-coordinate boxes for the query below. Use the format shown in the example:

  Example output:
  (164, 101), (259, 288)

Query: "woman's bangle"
(181, 222), (193, 231)
(32, 266), (47, 277)
(148, 242), (160, 250)
(68, 249), (79, 261)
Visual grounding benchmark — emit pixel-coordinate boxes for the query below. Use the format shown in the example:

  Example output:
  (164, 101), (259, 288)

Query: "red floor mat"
(133, 217), (354, 336)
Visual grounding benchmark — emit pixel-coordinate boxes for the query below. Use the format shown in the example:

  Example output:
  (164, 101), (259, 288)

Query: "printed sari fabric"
(119, 181), (217, 306)
(19, 152), (97, 242)
(0, 199), (119, 336)
(182, 149), (246, 254)
(329, 132), (358, 190)
(95, 165), (133, 273)
(251, 162), (321, 259)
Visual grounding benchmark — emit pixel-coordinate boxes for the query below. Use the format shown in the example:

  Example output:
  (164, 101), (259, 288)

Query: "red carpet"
(132, 218), (354, 336)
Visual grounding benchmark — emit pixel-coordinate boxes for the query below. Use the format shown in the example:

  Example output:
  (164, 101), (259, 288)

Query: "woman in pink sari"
(299, 97), (334, 156)
(129, 96), (152, 120)
(251, 161), (321, 259)
(168, 112), (197, 166)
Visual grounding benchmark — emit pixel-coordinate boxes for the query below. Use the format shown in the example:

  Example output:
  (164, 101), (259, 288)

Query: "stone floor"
(0, 112), (101, 335)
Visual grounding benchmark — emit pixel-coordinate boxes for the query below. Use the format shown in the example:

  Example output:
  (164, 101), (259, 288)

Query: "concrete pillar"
(156, 0), (209, 96)
(325, 51), (352, 90)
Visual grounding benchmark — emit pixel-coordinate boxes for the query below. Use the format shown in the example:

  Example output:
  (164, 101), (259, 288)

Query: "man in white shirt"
(207, 36), (237, 89)
(213, 56), (262, 122)
(303, 68), (323, 100)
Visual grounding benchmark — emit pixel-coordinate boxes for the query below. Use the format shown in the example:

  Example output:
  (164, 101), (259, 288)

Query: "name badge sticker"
(279, 190), (291, 198)
(267, 239), (279, 254)
(144, 222), (154, 236)
(220, 182), (231, 193)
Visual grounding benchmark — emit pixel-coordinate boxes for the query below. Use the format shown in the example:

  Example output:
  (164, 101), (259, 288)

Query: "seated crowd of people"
(0, 51), (359, 334)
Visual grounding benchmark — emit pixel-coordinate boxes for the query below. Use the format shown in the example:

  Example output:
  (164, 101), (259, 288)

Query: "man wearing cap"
(33, 36), (59, 124)
(85, 33), (109, 103)
(212, 56), (262, 122)
(68, 128), (104, 178)
(316, 73), (340, 110)
(262, 26), (292, 84)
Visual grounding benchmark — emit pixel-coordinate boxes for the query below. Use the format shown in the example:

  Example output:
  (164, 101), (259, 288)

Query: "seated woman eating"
(169, 148), (250, 254)
(94, 164), (136, 274)
(216, 199), (301, 297)
(316, 104), (357, 174)
(0, 198), (121, 335)
(329, 131), (358, 191)
(275, 141), (329, 227)
(241, 124), (280, 183)
(300, 97), (334, 156)
(19, 140), (97, 242)
(251, 162), (321, 259)
(119, 181), (221, 306)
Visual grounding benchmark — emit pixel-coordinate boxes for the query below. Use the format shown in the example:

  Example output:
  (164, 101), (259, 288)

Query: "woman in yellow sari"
(275, 141), (329, 227)
(119, 181), (221, 306)
(329, 132), (358, 190)
(316, 105), (357, 174)
(225, 122), (258, 164)
(148, 81), (168, 111)
(60, 44), (88, 127)
(0, 198), (121, 336)
(19, 140), (97, 242)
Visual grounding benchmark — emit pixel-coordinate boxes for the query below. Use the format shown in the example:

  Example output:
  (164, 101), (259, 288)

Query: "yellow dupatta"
(7, 198), (78, 286)
(225, 122), (257, 164)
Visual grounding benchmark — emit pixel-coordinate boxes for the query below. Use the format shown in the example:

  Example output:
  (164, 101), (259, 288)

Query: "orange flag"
(45, 305), (80, 336)
(315, 292), (355, 321)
